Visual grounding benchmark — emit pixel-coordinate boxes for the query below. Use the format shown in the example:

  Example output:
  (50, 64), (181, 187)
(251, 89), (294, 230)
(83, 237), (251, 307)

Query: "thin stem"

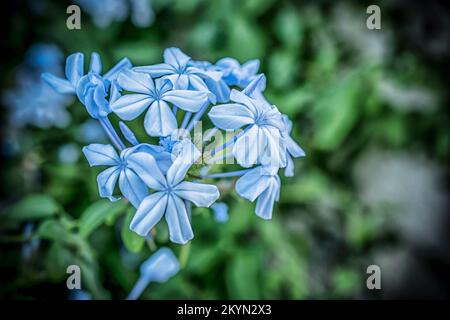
(203, 128), (218, 142)
(99, 117), (126, 151)
(186, 102), (209, 132)
(211, 125), (251, 156)
(202, 169), (252, 179)
(180, 112), (192, 129)
(127, 276), (151, 300)
(208, 151), (233, 164)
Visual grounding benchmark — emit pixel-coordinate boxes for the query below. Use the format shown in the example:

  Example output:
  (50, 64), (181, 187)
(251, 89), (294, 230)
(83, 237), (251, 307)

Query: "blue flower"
(82, 143), (172, 207)
(211, 202), (229, 223)
(216, 57), (260, 88)
(134, 47), (218, 103)
(42, 52), (132, 119)
(130, 140), (220, 244)
(3, 43), (73, 129)
(281, 115), (305, 177)
(235, 166), (280, 220)
(208, 86), (286, 168)
(127, 247), (179, 300)
(111, 69), (208, 136)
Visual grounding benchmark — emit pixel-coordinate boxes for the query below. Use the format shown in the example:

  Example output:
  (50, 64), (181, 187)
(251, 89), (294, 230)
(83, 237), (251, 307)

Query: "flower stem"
(99, 117), (126, 151)
(126, 276), (151, 300)
(186, 102), (209, 132)
(180, 112), (192, 129)
(202, 169), (252, 179)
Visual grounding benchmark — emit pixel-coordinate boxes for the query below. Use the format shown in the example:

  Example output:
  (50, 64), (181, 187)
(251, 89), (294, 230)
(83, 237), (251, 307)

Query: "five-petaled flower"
(130, 140), (219, 244)
(111, 69), (209, 136)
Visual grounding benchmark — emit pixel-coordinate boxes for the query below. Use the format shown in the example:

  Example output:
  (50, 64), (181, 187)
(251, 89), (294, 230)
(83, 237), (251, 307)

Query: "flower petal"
(82, 144), (120, 166)
(235, 167), (271, 202)
(165, 194), (193, 244)
(65, 52), (84, 86)
(97, 166), (120, 201)
(173, 181), (219, 207)
(134, 63), (175, 78)
(208, 104), (254, 130)
(144, 100), (177, 137)
(89, 52), (102, 74)
(117, 69), (155, 94)
(163, 47), (190, 69)
(119, 168), (149, 208)
(166, 140), (201, 186)
(255, 177), (280, 220)
(126, 151), (167, 190)
(233, 125), (264, 167)
(286, 136), (305, 158)
(111, 94), (154, 121)
(103, 57), (132, 81)
(162, 90), (209, 112)
(41, 73), (75, 94)
(130, 192), (168, 236)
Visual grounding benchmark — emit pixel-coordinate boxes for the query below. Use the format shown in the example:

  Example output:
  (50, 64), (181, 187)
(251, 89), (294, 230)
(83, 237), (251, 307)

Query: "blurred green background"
(0, 0), (449, 299)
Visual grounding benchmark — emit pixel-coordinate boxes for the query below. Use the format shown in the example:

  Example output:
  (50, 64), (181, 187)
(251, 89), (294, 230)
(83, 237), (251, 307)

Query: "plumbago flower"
(130, 140), (219, 244)
(111, 69), (208, 136)
(42, 47), (305, 252)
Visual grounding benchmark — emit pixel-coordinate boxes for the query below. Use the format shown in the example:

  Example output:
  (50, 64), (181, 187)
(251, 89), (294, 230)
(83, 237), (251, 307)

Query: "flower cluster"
(42, 47), (305, 245)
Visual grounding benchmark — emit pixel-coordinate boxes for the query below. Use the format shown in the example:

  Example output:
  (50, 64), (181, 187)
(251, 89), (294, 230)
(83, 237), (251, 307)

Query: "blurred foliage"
(0, 0), (449, 299)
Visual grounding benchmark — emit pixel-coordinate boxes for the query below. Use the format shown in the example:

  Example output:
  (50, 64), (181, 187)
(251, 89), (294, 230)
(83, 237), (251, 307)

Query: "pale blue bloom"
(119, 121), (139, 146)
(188, 60), (231, 103)
(159, 135), (180, 154)
(127, 247), (179, 300)
(211, 202), (229, 223)
(281, 115), (305, 177)
(3, 43), (73, 128)
(82, 143), (172, 207)
(111, 69), (208, 136)
(42, 52), (132, 119)
(68, 289), (92, 300)
(209, 87), (286, 168)
(58, 143), (81, 164)
(235, 166), (281, 220)
(134, 47), (219, 103)
(130, 140), (219, 244)
(216, 57), (260, 88)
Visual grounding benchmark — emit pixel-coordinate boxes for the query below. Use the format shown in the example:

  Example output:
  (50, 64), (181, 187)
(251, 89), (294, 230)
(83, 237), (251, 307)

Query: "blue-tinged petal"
(133, 63), (175, 78)
(284, 155), (295, 177)
(173, 181), (219, 207)
(233, 125), (265, 167)
(103, 57), (132, 81)
(165, 194), (193, 244)
(255, 177), (279, 220)
(41, 73), (75, 94)
(119, 168), (149, 208)
(286, 136), (305, 158)
(162, 90), (208, 113)
(109, 80), (122, 104)
(144, 100), (177, 137)
(230, 89), (259, 114)
(130, 192), (168, 236)
(242, 74), (266, 97)
(65, 52), (84, 86)
(242, 59), (260, 75)
(93, 84), (111, 118)
(111, 94), (154, 121)
(126, 143), (173, 174)
(139, 247), (180, 283)
(163, 47), (190, 69)
(119, 121), (139, 146)
(189, 75), (216, 103)
(216, 57), (240, 73)
(82, 144), (120, 166)
(89, 52), (102, 74)
(171, 74), (190, 90)
(208, 103), (255, 130)
(259, 126), (283, 168)
(235, 167), (271, 201)
(203, 78), (230, 103)
(126, 151), (167, 190)
(97, 166), (120, 201)
(166, 140), (201, 186)
(117, 69), (155, 94)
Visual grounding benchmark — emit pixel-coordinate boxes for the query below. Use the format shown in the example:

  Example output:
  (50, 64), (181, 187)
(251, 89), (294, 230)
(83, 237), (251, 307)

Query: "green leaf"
(121, 207), (145, 253)
(78, 199), (127, 238)
(226, 251), (261, 299)
(4, 194), (60, 220)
